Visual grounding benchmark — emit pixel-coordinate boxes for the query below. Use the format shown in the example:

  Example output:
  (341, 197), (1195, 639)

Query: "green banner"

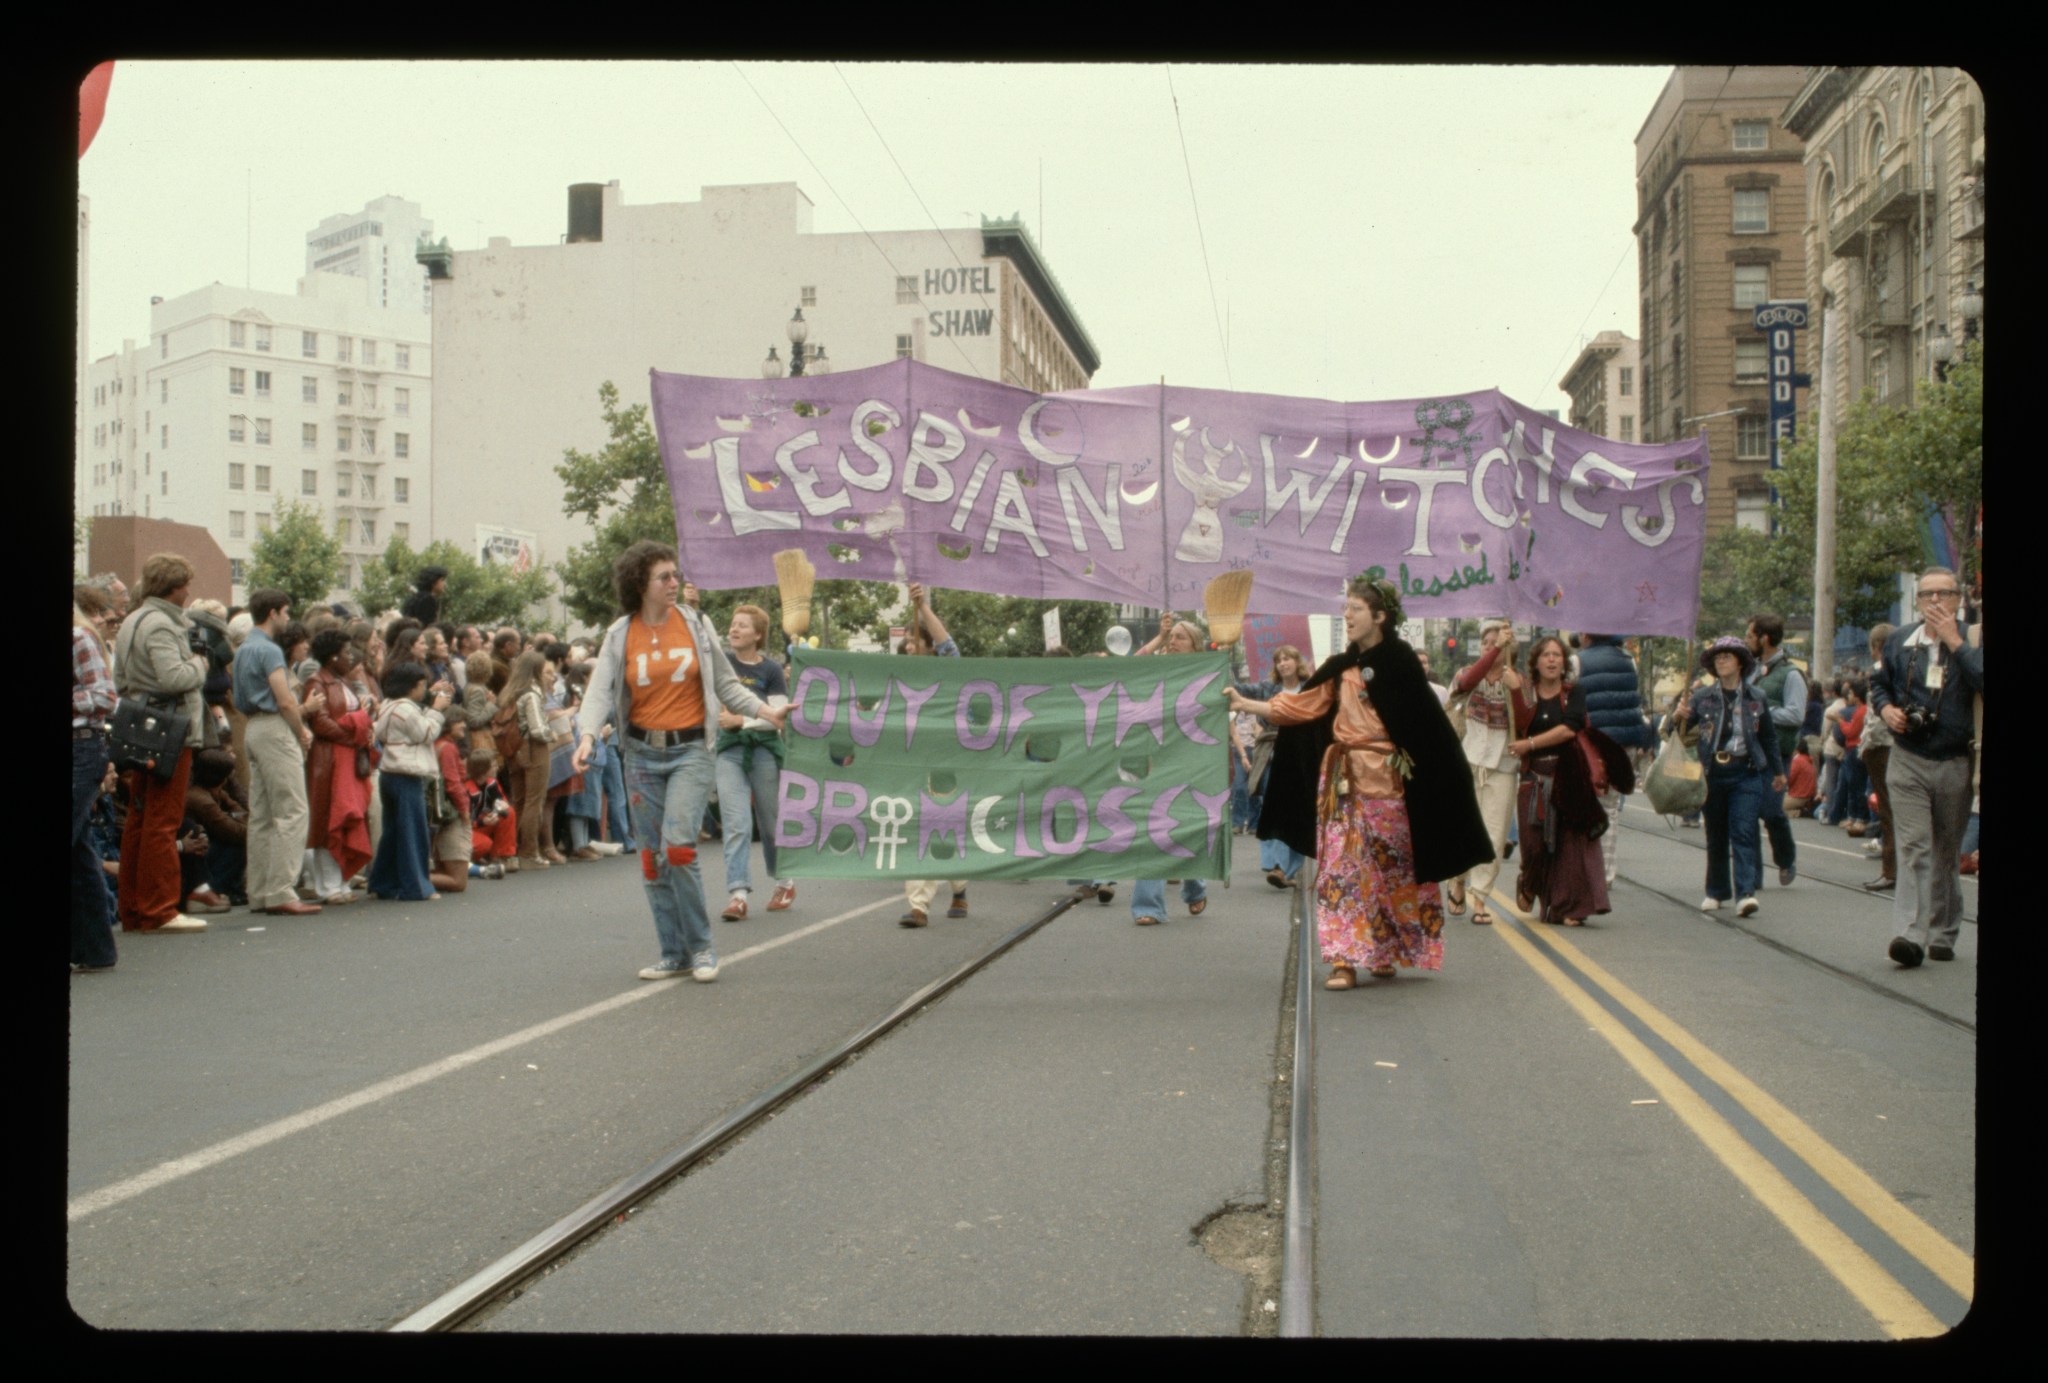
(773, 649), (1234, 881)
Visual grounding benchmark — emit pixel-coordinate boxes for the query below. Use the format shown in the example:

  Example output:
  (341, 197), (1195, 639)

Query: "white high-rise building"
(422, 180), (1099, 613)
(82, 272), (433, 601)
(306, 195), (435, 316)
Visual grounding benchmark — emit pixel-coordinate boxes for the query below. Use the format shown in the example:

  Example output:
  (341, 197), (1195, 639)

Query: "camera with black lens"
(1900, 701), (1936, 738)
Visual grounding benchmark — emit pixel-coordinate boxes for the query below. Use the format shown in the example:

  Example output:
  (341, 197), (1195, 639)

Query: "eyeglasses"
(1915, 588), (1960, 602)
(652, 571), (682, 584)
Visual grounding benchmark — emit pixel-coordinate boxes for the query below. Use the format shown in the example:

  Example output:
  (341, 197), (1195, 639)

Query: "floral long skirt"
(1314, 782), (1444, 972)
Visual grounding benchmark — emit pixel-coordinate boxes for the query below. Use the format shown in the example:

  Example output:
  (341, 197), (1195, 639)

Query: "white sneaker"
(638, 960), (689, 981)
(589, 841), (624, 856)
(1737, 896), (1760, 917)
(1863, 839), (1884, 857)
(155, 913), (209, 933)
(690, 955), (720, 984)
(1699, 897), (1721, 912)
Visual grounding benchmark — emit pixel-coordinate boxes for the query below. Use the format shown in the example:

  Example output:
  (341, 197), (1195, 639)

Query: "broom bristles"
(774, 548), (815, 638)
(1203, 569), (1255, 647)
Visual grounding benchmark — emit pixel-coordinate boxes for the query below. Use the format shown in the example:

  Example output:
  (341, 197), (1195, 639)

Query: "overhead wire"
(1534, 65), (1736, 415)
(1166, 66), (1232, 390)
(731, 62), (986, 380)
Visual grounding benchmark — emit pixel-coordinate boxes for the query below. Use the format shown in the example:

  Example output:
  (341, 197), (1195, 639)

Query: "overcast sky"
(80, 60), (1675, 413)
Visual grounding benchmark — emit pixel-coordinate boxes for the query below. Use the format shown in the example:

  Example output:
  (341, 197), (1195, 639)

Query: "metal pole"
(1812, 304), (1841, 688)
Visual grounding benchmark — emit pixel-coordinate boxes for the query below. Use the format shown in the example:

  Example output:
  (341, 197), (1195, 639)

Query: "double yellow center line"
(1485, 892), (1972, 1339)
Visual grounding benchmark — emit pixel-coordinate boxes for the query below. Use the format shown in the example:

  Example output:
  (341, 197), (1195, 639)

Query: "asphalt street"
(65, 806), (1977, 1338)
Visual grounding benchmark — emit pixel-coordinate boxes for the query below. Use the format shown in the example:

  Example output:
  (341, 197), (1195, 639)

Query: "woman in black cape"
(1229, 577), (1493, 989)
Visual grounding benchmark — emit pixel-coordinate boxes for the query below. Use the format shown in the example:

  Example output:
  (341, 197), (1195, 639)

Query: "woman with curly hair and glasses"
(1229, 577), (1491, 989)
(1509, 634), (1632, 926)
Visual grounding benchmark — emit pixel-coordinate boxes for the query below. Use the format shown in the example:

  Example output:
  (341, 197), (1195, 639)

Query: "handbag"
(1645, 723), (1708, 816)
(108, 694), (190, 781)
(355, 745), (376, 778)
(1444, 686), (1471, 741)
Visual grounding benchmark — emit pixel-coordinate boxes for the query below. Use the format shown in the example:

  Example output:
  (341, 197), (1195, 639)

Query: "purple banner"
(651, 359), (1709, 636)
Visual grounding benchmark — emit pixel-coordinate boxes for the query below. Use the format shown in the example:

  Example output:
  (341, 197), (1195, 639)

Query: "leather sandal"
(1266, 869), (1287, 890)
(1324, 965), (1357, 990)
(1134, 914), (1162, 927)
(898, 908), (929, 928)
(1187, 897), (1208, 916)
(1445, 881), (1467, 915)
(1470, 905), (1494, 926)
(1369, 965), (1397, 979)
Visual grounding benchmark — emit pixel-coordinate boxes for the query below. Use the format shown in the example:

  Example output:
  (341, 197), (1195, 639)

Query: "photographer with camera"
(1869, 567), (1982, 969)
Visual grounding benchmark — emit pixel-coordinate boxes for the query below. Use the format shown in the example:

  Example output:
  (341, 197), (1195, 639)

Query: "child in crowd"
(367, 661), (452, 902)
(1783, 743), (1819, 817)
(467, 746), (516, 877)
(428, 714), (473, 894)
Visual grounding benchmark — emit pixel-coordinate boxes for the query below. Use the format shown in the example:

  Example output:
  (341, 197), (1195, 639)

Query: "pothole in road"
(1195, 1199), (1282, 1334)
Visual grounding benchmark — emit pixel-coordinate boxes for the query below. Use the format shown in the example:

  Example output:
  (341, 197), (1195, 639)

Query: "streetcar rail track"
(388, 886), (1087, 1333)
(1277, 853), (1316, 1338)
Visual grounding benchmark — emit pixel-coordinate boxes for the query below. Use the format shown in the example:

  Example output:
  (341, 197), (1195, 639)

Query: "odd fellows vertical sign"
(774, 648), (1233, 881)
(1753, 300), (1811, 495)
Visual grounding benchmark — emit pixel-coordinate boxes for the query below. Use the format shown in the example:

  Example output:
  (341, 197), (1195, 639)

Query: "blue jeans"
(368, 773), (436, 900)
(1259, 835), (1305, 881)
(1230, 756), (1252, 829)
(1827, 745), (1869, 824)
(599, 743), (634, 849)
(1132, 876), (1205, 921)
(715, 743), (784, 895)
(72, 737), (117, 969)
(1703, 765), (1766, 901)
(625, 737), (718, 967)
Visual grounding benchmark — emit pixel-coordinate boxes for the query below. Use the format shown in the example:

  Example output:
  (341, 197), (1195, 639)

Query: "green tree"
(357, 534), (553, 630)
(244, 500), (343, 614)
(552, 382), (897, 647)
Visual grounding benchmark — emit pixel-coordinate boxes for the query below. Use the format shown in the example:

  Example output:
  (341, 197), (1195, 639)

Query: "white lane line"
(67, 896), (896, 1223)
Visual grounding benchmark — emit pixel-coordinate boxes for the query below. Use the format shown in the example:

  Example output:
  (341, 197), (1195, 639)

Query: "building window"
(362, 340), (378, 366)
(1867, 122), (1886, 175)
(1871, 351), (1891, 401)
(230, 511), (246, 539)
(1619, 415), (1634, 443)
(1670, 261), (1682, 299)
(361, 517), (377, 545)
(229, 462), (245, 490)
(160, 471), (168, 495)
(229, 558), (245, 584)
(1732, 120), (1768, 151)
(1738, 413), (1769, 458)
(228, 416), (246, 442)
(394, 387), (409, 416)
(1734, 491), (1770, 533)
(1732, 188), (1770, 234)
(302, 330), (318, 358)
(160, 379), (168, 404)
(335, 471), (351, 498)
(1735, 340), (1768, 382)
(362, 473), (377, 500)
(337, 382), (352, 407)
(303, 423), (318, 450)
(254, 370), (271, 398)
(896, 334), (914, 359)
(255, 418), (272, 446)
(363, 383), (377, 409)
(800, 286), (816, 307)
(394, 477), (410, 503)
(161, 425), (169, 447)
(394, 433), (410, 458)
(300, 469), (317, 495)
(1734, 264), (1770, 309)
(896, 277), (918, 304)
(229, 321), (246, 348)
(255, 326), (272, 353)
(1619, 367), (1633, 398)
(229, 367), (246, 395)
(394, 522), (410, 543)
(338, 426), (352, 452)
(337, 335), (353, 363)
(395, 344), (410, 370)
(160, 334), (168, 359)
(1669, 336), (1683, 387)
(303, 377), (318, 403)
(363, 428), (376, 455)
(254, 465), (272, 491)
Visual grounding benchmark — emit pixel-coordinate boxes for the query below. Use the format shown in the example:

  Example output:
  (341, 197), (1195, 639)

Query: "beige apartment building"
(1559, 330), (1642, 443)
(1634, 66), (1810, 533)
(1781, 67), (1985, 423)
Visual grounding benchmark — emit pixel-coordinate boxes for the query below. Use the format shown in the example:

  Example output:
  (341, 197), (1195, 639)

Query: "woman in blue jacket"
(1671, 637), (1788, 917)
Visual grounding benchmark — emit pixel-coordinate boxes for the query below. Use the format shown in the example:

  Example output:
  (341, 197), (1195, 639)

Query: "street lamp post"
(761, 308), (831, 379)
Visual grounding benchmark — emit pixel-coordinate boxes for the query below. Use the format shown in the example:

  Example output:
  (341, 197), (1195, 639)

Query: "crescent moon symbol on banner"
(1019, 401), (1080, 467)
(970, 797), (1007, 854)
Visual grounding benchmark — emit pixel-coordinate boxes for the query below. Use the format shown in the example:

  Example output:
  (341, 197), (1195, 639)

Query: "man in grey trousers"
(1868, 567), (1981, 968)
(232, 588), (326, 916)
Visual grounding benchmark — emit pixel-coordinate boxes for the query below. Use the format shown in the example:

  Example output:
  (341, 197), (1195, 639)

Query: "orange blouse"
(1265, 669), (1403, 800)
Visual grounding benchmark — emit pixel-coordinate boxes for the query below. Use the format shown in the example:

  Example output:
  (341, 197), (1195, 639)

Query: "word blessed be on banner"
(652, 359), (1712, 635)
(774, 649), (1233, 882)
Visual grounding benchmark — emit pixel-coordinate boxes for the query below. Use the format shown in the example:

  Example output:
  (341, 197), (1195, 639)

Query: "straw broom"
(1203, 570), (1255, 649)
(774, 548), (815, 639)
